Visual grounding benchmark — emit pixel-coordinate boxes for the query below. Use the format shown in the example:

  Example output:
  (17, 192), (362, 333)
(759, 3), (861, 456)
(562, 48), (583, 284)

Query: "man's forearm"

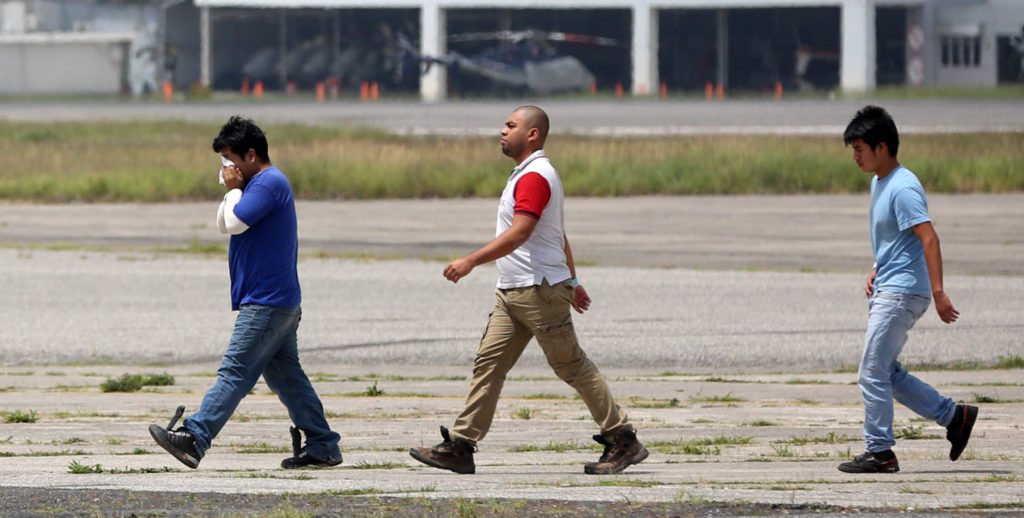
(219, 189), (249, 235)
(922, 237), (945, 294)
(564, 236), (577, 279)
(465, 228), (529, 267)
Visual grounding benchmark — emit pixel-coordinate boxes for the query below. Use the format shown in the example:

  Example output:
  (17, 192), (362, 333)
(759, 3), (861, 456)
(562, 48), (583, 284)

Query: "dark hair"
(212, 116), (270, 163)
(515, 105), (550, 143)
(843, 105), (899, 157)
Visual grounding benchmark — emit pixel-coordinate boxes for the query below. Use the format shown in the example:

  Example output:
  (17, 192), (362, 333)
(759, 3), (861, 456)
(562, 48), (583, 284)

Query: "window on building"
(941, 35), (982, 68)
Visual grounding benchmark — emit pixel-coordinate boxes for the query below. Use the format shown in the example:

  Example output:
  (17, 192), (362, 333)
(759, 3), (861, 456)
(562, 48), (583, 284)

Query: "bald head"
(514, 105), (549, 146)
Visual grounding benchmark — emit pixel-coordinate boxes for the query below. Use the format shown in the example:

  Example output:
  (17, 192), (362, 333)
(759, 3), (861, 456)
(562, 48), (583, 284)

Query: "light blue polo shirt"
(869, 165), (932, 296)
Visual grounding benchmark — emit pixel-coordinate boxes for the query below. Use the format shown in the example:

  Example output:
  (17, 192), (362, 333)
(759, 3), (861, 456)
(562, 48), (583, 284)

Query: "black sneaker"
(947, 404), (979, 461)
(838, 450), (899, 473)
(409, 426), (476, 474)
(583, 428), (649, 475)
(148, 405), (203, 469)
(281, 426), (342, 469)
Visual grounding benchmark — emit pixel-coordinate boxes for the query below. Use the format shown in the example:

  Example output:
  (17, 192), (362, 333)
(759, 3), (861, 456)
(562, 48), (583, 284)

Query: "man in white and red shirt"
(410, 106), (647, 475)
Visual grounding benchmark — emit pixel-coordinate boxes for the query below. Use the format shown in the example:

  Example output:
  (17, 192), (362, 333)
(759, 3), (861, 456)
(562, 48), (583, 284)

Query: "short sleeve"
(513, 172), (551, 220)
(892, 186), (931, 232)
(232, 181), (277, 227)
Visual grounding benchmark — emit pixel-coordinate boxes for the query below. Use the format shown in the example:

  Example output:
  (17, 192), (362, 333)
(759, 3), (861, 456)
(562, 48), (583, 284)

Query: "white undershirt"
(216, 188), (249, 235)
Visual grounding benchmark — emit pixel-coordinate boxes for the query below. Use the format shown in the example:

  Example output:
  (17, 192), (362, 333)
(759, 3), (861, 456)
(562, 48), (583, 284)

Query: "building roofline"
(0, 32), (136, 45)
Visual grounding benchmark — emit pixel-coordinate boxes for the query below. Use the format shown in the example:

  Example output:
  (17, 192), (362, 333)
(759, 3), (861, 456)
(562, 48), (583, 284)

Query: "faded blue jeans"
(183, 305), (341, 460)
(859, 291), (956, 453)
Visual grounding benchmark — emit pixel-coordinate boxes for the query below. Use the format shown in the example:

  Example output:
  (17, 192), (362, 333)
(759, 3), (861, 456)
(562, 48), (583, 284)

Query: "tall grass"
(1, 121), (1021, 202)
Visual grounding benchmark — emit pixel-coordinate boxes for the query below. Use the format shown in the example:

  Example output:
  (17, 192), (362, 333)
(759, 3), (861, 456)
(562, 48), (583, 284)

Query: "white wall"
(934, 0), (1024, 86)
(0, 36), (130, 94)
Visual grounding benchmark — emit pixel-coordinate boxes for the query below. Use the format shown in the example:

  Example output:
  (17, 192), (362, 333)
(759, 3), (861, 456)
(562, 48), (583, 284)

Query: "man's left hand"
(571, 285), (591, 314)
(444, 257), (474, 283)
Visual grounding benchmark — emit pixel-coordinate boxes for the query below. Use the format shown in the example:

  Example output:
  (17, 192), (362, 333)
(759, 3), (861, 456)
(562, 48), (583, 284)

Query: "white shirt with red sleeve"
(495, 149), (572, 289)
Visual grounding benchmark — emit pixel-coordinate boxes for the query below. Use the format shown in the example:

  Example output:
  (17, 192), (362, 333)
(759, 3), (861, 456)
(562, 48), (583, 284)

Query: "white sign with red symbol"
(908, 23), (925, 53)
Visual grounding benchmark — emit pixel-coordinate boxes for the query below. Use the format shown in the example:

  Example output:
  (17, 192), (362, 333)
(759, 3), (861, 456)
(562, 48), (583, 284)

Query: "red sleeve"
(513, 172), (551, 220)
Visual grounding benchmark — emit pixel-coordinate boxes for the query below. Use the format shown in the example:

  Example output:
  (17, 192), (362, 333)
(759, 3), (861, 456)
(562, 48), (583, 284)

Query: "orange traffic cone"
(360, 81), (369, 101)
(659, 82), (667, 98)
(774, 81), (783, 99)
(589, 82), (597, 95)
(614, 82), (624, 98)
(162, 81), (173, 101)
(715, 83), (724, 99)
(316, 81), (325, 102)
(705, 81), (713, 100)
(241, 78), (250, 96)
(370, 81), (379, 100)
(254, 80), (264, 99)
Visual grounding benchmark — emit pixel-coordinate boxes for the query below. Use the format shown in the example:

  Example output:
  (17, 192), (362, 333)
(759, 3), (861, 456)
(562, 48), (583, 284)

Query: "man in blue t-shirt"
(837, 106), (978, 474)
(149, 116), (341, 470)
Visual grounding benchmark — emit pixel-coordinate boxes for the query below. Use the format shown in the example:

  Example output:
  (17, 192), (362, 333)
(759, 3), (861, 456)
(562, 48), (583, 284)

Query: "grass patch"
(230, 442), (290, 454)
(519, 393), (568, 400)
(954, 501), (1024, 510)
(67, 460), (102, 474)
(351, 461), (408, 470)
(629, 397), (681, 408)
(512, 407), (535, 420)
(689, 392), (746, 403)
(898, 486), (935, 494)
(972, 392), (1020, 403)
(648, 435), (753, 455)
(100, 372), (175, 393)
(3, 410), (38, 423)
(770, 444), (797, 457)
(772, 432), (858, 445)
(508, 440), (596, 453)
(895, 424), (940, 440)
(745, 420), (777, 427)
(994, 355), (1024, 369)
(699, 377), (751, 384)
(362, 382), (384, 397)
(2, 122), (1022, 202)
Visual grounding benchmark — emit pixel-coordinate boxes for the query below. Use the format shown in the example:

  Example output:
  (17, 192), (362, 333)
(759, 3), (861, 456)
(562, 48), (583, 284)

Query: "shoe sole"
(837, 462), (900, 474)
(281, 457), (343, 469)
(148, 424), (200, 469)
(949, 405), (979, 461)
(408, 448), (475, 474)
(584, 447), (650, 475)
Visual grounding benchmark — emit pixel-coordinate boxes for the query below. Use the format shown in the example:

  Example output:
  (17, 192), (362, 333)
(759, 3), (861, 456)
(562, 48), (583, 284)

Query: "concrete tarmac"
(2, 98), (1023, 135)
(1, 196), (1022, 513)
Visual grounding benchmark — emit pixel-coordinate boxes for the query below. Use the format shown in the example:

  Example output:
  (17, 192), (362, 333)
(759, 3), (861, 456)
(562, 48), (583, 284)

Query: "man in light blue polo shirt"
(148, 116), (341, 470)
(838, 105), (978, 474)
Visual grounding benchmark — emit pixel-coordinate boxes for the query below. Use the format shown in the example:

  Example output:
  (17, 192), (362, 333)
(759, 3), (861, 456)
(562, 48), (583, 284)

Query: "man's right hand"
(223, 165), (243, 190)
(864, 268), (876, 298)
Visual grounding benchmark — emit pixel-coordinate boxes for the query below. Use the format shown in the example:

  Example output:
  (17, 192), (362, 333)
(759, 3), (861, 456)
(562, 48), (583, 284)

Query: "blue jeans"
(859, 291), (956, 453)
(184, 305), (341, 460)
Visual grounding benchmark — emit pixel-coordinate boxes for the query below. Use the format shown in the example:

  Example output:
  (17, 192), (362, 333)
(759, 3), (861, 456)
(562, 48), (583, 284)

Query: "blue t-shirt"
(869, 165), (932, 295)
(228, 165), (301, 310)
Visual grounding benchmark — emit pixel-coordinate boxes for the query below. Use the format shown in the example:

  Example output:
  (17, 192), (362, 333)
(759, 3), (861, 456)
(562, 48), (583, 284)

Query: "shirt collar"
(511, 149), (546, 177)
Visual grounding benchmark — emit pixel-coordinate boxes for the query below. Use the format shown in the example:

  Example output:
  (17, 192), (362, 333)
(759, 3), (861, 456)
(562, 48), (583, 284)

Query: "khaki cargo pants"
(451, 279), (630, 443)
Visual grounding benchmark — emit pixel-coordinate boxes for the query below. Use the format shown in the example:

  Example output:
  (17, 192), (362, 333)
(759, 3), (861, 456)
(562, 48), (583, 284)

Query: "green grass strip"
(1, 121), (1022, 202)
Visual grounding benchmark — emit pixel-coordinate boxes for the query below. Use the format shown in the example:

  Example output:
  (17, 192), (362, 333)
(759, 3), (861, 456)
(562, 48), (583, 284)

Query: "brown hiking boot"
(584, 428), (649, 474)
(409, 426), (476, 474)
